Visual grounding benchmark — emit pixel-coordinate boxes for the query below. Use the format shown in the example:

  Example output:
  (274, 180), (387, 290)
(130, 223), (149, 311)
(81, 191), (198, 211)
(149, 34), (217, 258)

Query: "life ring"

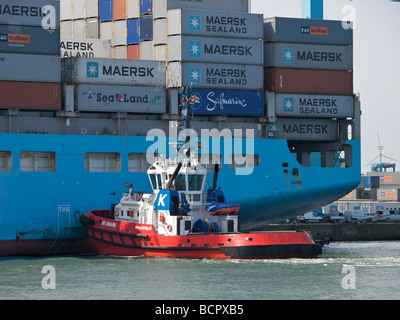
(129, 210), (134, 217)
(167, 225), (172, 232)
(115, 210), (120, 217)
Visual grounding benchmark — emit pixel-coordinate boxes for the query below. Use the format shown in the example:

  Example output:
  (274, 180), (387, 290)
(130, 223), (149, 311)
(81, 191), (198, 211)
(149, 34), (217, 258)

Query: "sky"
(251, 0), (400, 173)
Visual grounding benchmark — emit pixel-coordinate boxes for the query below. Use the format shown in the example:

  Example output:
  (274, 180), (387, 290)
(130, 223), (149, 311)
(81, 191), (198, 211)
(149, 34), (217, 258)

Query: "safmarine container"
(168, 35), (263, 65)
(263, 17), (353, 45)
(99, 0), (113, 22)
(153, 0), (249, 19)
(167, 62), (263, 90)
(0, 0), (60, 27)
(264, 42), (353, 71)
(167, 9), (263, 39)
(61, 38), (112, 58)
(186, 88), (263, 116)
(0, 53), (60, 83)
(267, 92), (354, 118)
(127, 18), (140, 44)
(62, 57), (166, 86)
(140, 0), (152, 16)
(113, 0), (126, 20)
(140, 16), (153, 41)
(75, 84), (166, 113)
(0, 81), (61, 110)
(264, 68), (353, 95)
(0, 24), (60, 55)
(267, 118), (338, 141)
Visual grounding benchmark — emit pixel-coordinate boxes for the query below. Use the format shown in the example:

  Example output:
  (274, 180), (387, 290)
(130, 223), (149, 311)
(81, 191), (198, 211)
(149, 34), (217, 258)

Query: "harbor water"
(1, 241), (400, 300)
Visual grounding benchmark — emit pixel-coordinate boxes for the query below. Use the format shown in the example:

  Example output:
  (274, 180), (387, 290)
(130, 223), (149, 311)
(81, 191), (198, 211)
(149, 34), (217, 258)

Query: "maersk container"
(60, 38), (112, 58)
(140, 16), (153, 41)
(264, 42), (353, 71)
(264, 68), (353, 95)
(263, 17), (353, 45)
(168, 36), (263, 65)
(140, 0), (153, 16)
(62, 57), (166, 86)
(168, 62), (263, 90)
(153, 0), (249, 19)
(184, 88), (263, 117)
(267, 118), (338, 141)
(75, 84), (166, 113)
(99, 0), (113, 22)
(0, 81), (61, 110)
(127, 18), (140, 45)
(167, 9), (263, 39)
(0, 0), (60, 27)
(0, 53), (60, 83)
(0, 24), (60, 55)
(266, 92), (354, 119)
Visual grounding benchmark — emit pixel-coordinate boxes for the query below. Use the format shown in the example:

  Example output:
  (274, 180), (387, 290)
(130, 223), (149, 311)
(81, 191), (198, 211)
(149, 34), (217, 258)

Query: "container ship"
(0, 0), (360, 256)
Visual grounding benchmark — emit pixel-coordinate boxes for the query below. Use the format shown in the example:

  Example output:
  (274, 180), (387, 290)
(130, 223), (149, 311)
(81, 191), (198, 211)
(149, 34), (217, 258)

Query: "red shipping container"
(127, 44), (140, 59)
(264, 68), (353, 95)
(0, 81), (61, 110)
(113, 0), (126, 20)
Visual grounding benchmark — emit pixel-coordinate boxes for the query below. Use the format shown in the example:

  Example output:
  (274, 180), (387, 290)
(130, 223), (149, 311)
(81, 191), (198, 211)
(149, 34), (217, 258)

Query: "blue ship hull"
(0, 133), (360, 255)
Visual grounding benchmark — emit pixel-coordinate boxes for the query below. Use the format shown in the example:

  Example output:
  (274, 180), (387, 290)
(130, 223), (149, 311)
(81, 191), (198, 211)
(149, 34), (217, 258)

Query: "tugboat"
(79, 88), (322, 259)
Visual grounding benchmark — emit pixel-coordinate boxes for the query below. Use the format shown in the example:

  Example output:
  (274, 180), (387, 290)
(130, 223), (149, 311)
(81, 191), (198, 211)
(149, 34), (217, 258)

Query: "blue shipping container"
(182, 89), (264, 117)
(140, 16), (153, 41)
(140, 0), (153, 16)
(99, 0), (113, 22)
(127, 19), (140, 45)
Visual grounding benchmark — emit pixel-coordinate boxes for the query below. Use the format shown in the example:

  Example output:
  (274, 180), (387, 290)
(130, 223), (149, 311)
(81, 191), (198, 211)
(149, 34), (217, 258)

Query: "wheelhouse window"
(84, 152), (121, 172)
(188, 174), (204, 191)
(175, 174), (186, 191)
(20, 151), (56, 172)
(0, 151), (12, 171)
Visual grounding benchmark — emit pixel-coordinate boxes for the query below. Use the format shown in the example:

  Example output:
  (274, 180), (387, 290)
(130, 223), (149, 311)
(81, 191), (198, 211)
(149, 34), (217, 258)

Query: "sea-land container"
(266, 92), (354, 118)
(0, 53), (60, 83)
(0, 81), (61, 110)
(0, 0), (60, 27)
(168, 35), (263, 65)
(62, 57), (166, 86)
(167, 9), (263, 39)
(140, 16), (153, 41)
(153, 0), (249, 19)
(99, 0), (113, 22)
(0, 24), (60, 55)
(75, 84), (166, 113)
(127, 18), (140, 45)
(113, 0), (126, 20)
(264, 68), (353, 95)
(267, 118), (338, 141)
(263, 17), (353, 45)
(183, 88), (263, 116)
(264, 42), (353, 71)
(60, 38), (112, 58)
(140, 0), (153, 16)
(167, 62), (263, 90)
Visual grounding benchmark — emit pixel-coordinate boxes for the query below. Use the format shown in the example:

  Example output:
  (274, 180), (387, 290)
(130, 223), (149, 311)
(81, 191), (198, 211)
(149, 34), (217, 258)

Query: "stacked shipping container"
(262, 17), (354, 140)
(0, 0), (61, 110)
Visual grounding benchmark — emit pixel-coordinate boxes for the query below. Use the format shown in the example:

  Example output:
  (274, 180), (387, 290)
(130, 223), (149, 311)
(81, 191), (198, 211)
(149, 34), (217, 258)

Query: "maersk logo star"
(189, 41), (201, 57)
(87, 62), (99, 78)
(189, 67), (201, 83)
(283, 48), (294, 63)
(189, 15), (201, 30)
(283, 98), (294, 112)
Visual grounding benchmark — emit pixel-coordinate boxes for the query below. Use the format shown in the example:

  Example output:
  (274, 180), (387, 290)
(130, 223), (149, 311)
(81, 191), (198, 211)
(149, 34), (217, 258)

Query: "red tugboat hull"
(81, 211), (322, 259)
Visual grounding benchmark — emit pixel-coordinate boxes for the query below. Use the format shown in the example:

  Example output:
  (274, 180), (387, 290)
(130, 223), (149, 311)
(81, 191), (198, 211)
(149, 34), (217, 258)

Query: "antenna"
(364, 133), (400, 171)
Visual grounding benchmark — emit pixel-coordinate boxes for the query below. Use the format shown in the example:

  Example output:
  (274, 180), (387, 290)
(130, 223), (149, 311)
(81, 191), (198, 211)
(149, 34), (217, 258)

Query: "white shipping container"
(377, 188), (399, 202)
(140, 40), (154, 60)
(61, 0), (73, 21)
(60, 38), (112, 58)
(127, 0), (140, 19)
(62, 57), (166, 86)
(114, 46), (127, 59)
(86, 18), (99, 38)
(154, 44), (167, 61)
(100, 21), (113, 42)
(167, 62), (263, 90)
(61, 21), (73, 38)
(73, 19), (86, 38)
(73, 0), (85, 19)
(86, 0), (99, 18)
(168, 35), (263, 65)
(153, 0), (249, 19)
(154, 19), (167, 45)
(114, 20), (127, 46)
(167, 9), (263, 39)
